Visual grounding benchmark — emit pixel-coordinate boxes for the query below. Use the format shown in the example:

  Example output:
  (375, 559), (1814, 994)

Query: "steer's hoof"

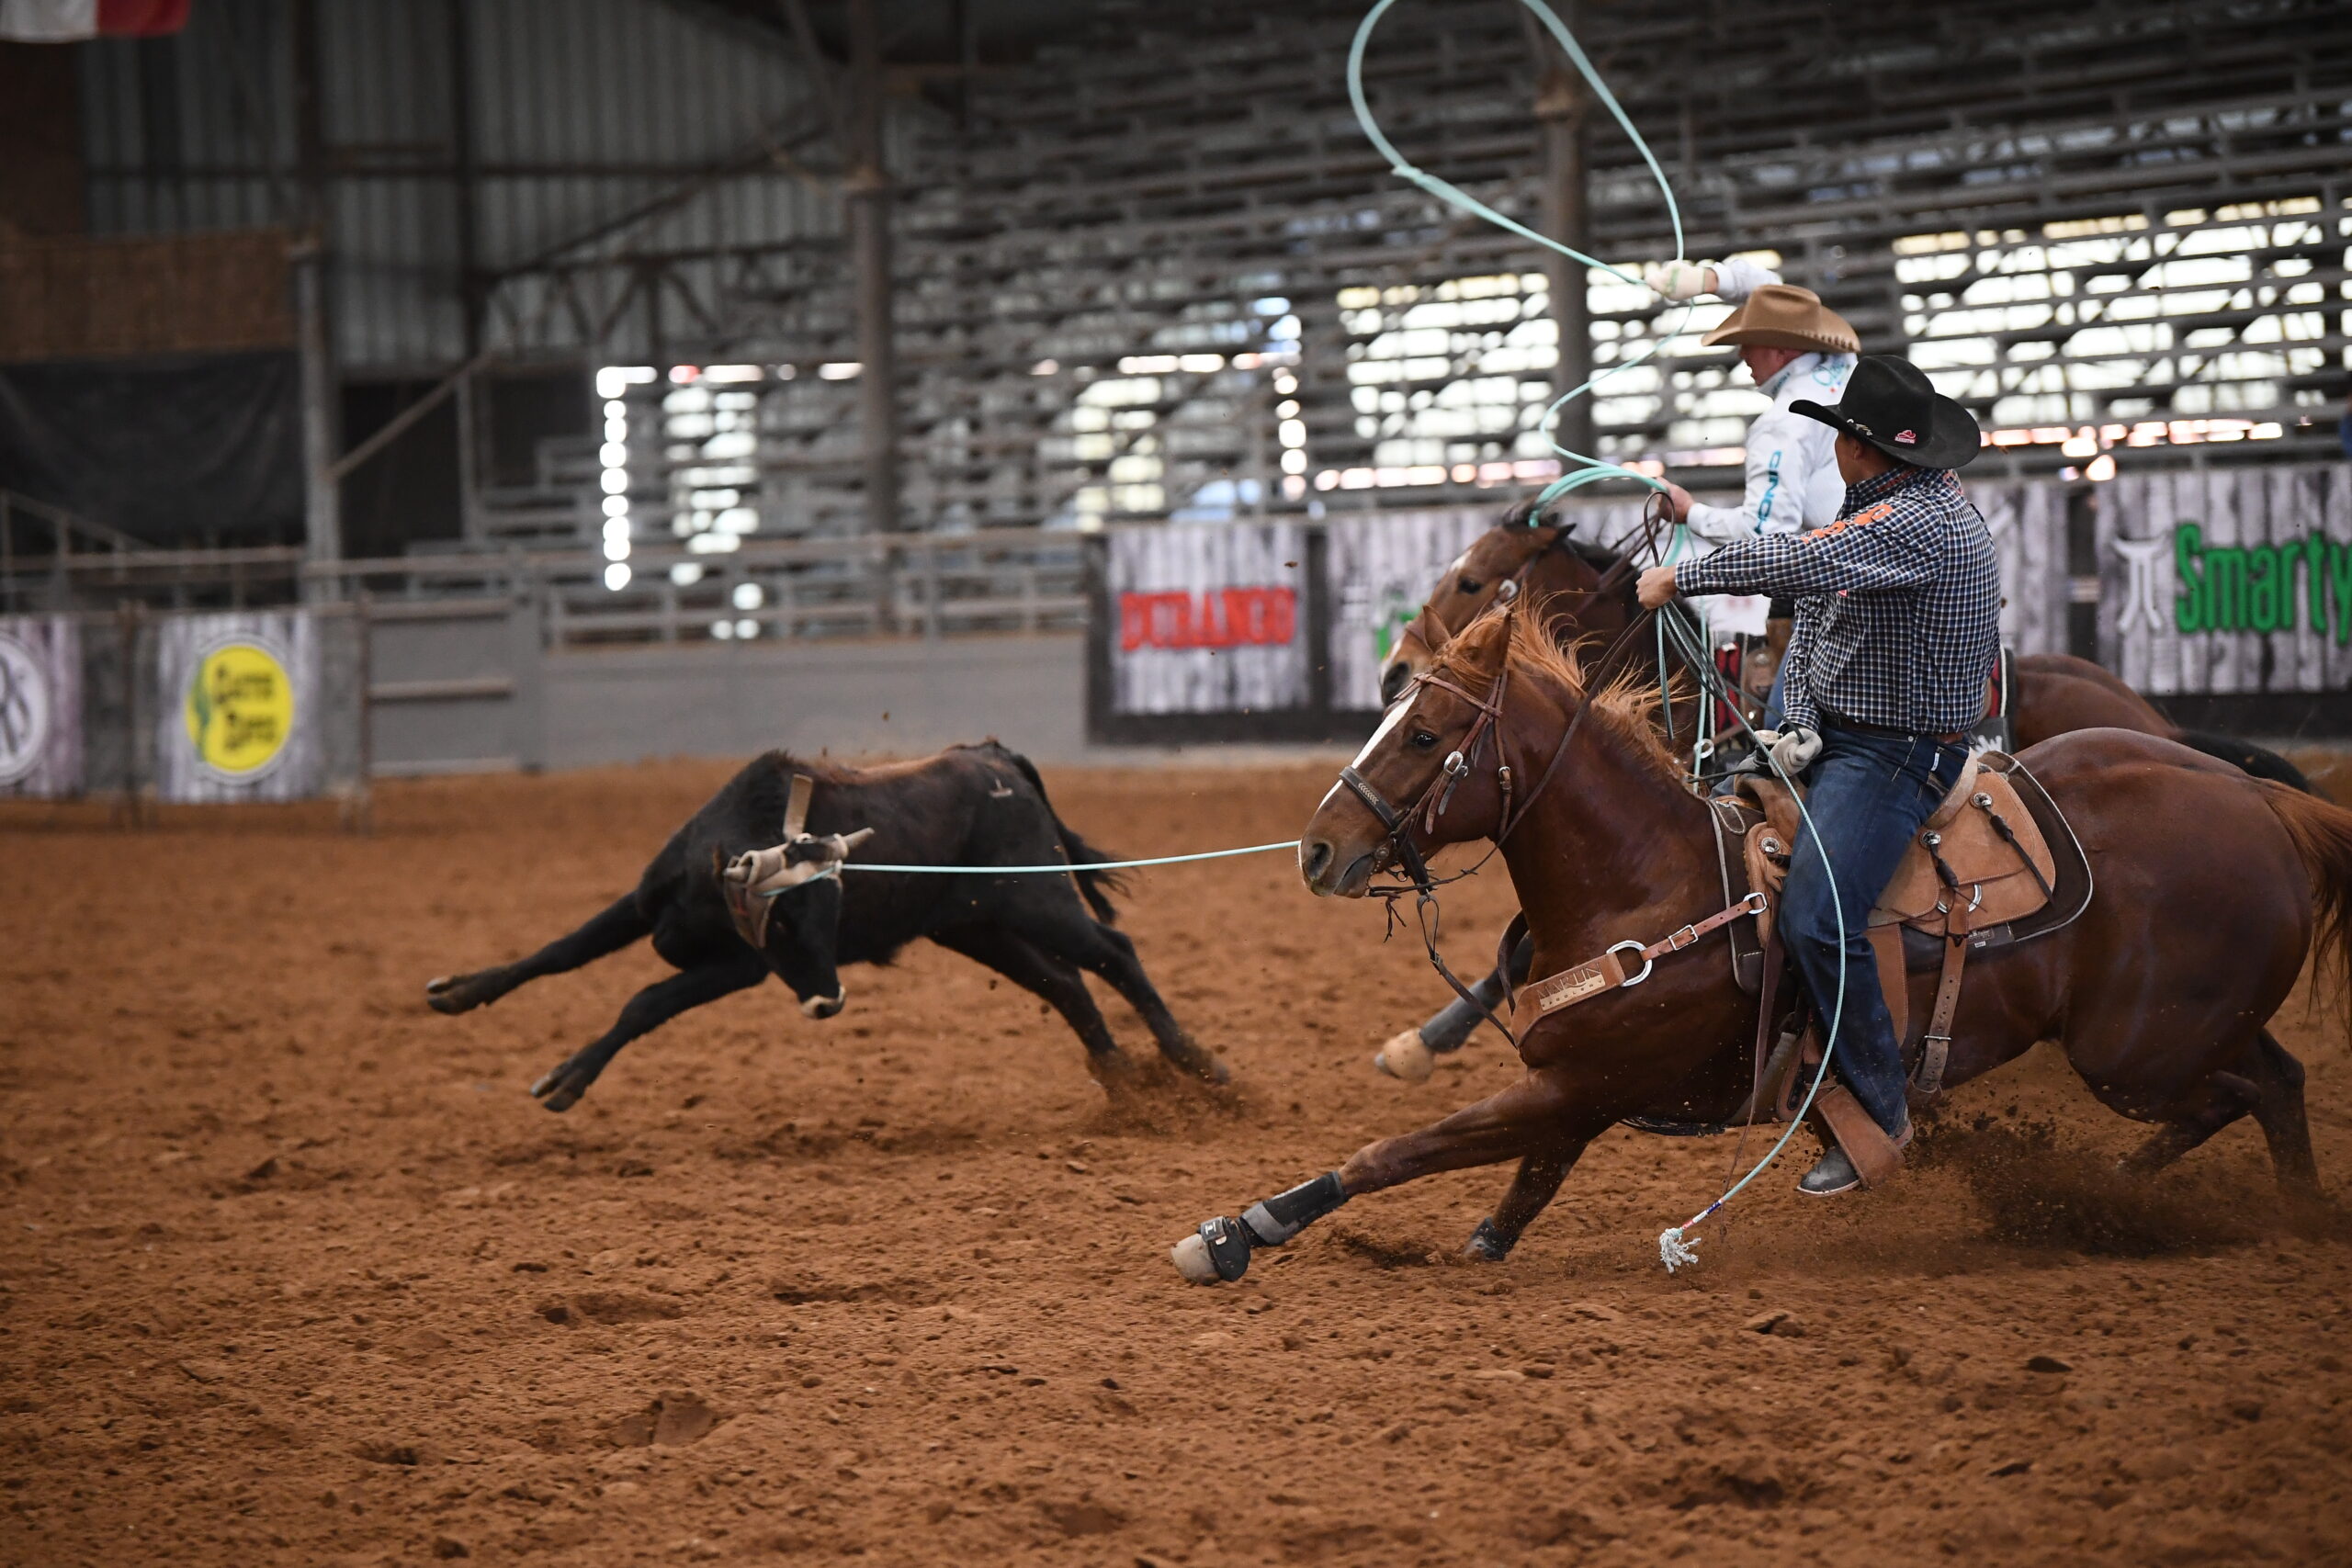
(1374, 1030), (1436, 1083)
(530, 1064), (588, 1112)
(1163, 1038), (1233, 1087)
(424, 975), (480, 1016)
(1170, 1215), (1254, 1285)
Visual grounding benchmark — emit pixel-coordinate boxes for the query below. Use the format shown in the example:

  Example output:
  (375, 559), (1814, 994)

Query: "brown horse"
(1170, 604), (2347, 1284)
(1368, 512), (2313, 1082)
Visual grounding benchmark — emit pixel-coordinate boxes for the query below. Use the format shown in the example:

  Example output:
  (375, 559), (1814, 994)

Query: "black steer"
(425, 741), (1228, 1110)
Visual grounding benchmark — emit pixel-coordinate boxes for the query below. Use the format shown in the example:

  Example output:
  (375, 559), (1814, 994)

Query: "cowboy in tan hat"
(1639, 260), (1861, 565)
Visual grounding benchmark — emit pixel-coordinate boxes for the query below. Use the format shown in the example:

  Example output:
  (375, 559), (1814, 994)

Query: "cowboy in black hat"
(1635, 355), (2001, 1195)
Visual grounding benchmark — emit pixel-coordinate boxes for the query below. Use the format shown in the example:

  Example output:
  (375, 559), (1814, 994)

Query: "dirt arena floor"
(7, 751), (2352, 1567)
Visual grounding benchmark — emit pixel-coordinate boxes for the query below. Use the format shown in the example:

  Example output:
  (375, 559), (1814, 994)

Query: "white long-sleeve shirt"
(1671, 262), (1857, 637)
(1682, 261), (1856, 546)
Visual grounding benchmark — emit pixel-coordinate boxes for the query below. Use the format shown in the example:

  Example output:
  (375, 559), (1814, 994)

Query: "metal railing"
(0, 513), (1091, 649)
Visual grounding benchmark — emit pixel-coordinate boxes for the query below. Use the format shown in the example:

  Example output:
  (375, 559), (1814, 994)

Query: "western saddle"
(1512, 750), (2088, 1188)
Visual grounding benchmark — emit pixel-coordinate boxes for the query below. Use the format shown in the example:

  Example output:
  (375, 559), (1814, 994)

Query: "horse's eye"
(1457, 578), (1483, 593)
(1408, 729), (1440, 750)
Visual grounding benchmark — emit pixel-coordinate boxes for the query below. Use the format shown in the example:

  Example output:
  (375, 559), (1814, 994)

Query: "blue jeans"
(1779, 722), (1972, 1135)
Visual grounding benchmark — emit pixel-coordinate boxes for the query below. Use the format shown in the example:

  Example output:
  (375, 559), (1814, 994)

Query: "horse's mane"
(1430, 599), (1685, 787)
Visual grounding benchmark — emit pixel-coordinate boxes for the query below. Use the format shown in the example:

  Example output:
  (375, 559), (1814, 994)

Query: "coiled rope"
(1347, 0), (1852, 1270)
(1346, 0), (1681, 510)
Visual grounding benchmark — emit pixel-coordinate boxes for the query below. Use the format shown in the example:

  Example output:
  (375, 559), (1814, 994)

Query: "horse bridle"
(1337, 597), (1663, 1043)
(1340, 491), (1682, 1041)
(1338, 655), (1514, 892)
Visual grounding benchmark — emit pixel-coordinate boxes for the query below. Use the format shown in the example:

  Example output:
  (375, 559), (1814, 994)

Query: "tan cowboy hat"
(1699, 283), (1860, 356)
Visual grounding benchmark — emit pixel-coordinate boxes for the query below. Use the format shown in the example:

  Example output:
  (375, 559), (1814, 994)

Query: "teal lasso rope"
(1345, 0), (1690, 510)
(839, 841), (1301, 875)
(1347, 0), (1851, 1269)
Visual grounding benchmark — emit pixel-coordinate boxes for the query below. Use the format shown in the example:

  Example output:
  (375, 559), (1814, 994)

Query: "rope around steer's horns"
(721, 773), (877, 948)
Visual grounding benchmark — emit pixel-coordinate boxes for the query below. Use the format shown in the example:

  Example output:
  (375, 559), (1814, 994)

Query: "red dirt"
(5, 758), (2352, 1566)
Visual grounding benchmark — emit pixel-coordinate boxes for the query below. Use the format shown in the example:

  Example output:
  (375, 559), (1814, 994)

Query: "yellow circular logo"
(184, 639), (296, 779)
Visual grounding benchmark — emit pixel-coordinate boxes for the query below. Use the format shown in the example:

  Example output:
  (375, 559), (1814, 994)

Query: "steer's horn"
(839, 827), (875, 852)
(784, 773), (816, 840)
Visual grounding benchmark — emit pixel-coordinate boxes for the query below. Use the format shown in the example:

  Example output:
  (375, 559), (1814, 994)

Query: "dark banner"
(0, 349), (302, 546)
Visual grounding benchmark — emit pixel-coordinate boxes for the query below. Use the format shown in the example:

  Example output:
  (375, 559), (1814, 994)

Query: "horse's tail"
(991, 744), (1126, 924)
(2263, 783), (2352, 1005)
(2178, 729), (2318, 795)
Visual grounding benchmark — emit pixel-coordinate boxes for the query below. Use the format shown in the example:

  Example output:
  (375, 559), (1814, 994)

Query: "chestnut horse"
(1367, 513), (2313, 1081)
(1170, 605), (2349, 1283)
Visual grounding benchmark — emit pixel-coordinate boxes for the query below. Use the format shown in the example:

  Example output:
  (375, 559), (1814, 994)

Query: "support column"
(446, 0), (483, 355)
(1535, 47), (1593, 463)
(291, 0), (342, 596)
(845, 0), (900, 535)
(445, 0), (486, 549)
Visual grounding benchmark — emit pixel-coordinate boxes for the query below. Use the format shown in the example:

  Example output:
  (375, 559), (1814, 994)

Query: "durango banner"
(0, 615), (82, 797)
(152, 610), (322, 803)
(1105, 523), (1307, 715)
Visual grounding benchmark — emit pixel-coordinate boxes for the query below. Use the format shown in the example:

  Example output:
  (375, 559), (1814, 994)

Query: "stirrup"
(1808, 1085), (1910, 1190)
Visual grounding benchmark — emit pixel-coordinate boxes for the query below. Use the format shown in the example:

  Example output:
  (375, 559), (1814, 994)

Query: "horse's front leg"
(1170, 1067), (1589, 1284)
(1464, 1144), (1588, 1261)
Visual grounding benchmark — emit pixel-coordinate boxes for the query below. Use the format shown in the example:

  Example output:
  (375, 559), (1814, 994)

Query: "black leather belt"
(1819, 709), (1969, 745)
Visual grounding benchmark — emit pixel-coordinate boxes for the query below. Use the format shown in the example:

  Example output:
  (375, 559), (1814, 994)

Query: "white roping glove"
(1751, 726), (1822, 777)
(1642, 260), (1719, 302)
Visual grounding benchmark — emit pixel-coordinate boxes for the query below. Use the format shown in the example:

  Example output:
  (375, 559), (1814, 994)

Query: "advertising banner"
(1322, 507), (1492, 711)
(1105, 523), (1307, 715)
(0, 615), (82, 797)
(1971, 481), (2068, 660)
(2101, 467), (2352, 694)
(153, 610), (322, 803)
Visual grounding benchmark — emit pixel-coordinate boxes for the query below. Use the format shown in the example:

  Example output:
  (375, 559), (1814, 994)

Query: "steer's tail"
(2263, 783), (2352, 1011)
(2180, 730), (2317, 795)
(989, 743), (1126, 924)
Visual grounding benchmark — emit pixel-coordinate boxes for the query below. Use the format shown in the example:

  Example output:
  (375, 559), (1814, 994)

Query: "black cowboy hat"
(1791, 355), (1981, 470)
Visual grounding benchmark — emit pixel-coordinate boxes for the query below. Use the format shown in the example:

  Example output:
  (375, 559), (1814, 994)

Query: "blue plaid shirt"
(1675, 465), (2000, 736)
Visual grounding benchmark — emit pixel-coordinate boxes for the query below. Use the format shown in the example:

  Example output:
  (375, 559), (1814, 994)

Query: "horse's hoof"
(799, 989), (846, 1020)
(530, 1066), (583, 1112)
(1170, 1232), (1221, 1284)
(1170, 1216), (1253, 1285)
(424, 976), (478, 1016)
(1374, 1031), (1435, 1083)
(1463, 1217), (1511, 1262)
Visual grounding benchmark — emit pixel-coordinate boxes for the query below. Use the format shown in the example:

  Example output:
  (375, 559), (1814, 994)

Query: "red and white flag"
(0, 0), (190, 40)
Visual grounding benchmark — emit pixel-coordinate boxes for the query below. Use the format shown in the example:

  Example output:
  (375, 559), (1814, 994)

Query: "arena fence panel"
(147, 608), (365, 806)
(0, 614), (83, 797)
